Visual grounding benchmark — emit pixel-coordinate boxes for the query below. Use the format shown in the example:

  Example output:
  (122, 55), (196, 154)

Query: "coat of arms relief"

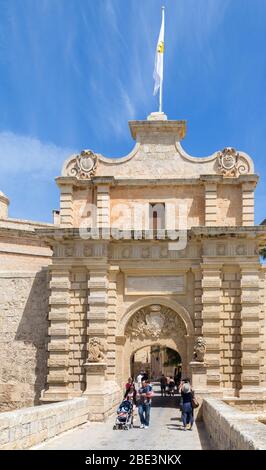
(217, 147), (249, 177)
(64, 149), (98, 179)
(125, 304), (186, 340)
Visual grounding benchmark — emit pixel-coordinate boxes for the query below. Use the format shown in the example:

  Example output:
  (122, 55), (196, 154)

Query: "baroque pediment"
(61, 115), (254, 180)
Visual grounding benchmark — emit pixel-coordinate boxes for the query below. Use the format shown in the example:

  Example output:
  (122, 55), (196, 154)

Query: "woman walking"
(180, 380), (194, 430)
(124, 377), (134, 394)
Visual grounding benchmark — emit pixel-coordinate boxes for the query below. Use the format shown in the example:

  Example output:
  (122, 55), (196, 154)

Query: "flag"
(153, 8), (165, 96)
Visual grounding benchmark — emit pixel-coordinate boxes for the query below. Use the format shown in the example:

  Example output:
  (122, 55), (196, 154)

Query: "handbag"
(191, 396), (199, 409)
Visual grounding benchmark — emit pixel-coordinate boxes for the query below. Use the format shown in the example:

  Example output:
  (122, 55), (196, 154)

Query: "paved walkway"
(33, 386), (211, 450)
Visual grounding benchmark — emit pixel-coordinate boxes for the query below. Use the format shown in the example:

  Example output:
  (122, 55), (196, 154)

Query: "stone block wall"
(203, 397), (266, 450)
(109, 185), (205, 230)
(217, 184), (242, 226)
(0, 397), (89, 450)
(220, 268), (242, 393)
(69, 269), (88, 393)
(0, 270), (49, 411)
(259, 267), (266, 389)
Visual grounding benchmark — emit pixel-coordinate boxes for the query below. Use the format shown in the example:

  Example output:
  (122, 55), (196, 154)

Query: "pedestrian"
(137, 370), (144, 389)
(174, 369), (182, 390)
(180, 380), (194, 430)
(125, 377), (133, 394)
(168, 376), (175, 396)
(137, 379), (153, 429)
(142, 370), (149, 381)
(125, 385), (137, 409)
(160, 374), (167, 396)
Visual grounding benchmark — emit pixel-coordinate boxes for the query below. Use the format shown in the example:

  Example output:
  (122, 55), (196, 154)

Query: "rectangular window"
(149, 202), (165, 230)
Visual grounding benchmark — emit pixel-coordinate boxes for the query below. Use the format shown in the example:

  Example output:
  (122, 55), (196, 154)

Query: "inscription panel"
(125, 275), (185, 295)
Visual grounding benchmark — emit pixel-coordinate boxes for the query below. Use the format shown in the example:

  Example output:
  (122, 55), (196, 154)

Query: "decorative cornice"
(56, 174), (259, 189)
(35, 225), (266, 240)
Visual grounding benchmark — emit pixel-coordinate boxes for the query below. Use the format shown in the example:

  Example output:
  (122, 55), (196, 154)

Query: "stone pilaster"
(259, 269), (266, 390)
(68, 270), (87, 394)
(189, 361), (207, 393)
(42, 268), (71, 401)
(204, 182), (217, 227)
(201, 264), (222, 390)
(241, 182), (255, 227)
(96, 185), (110, 229)
(85, 266), (121, 419)
(220, 267), (241, 397)
(60, 185), (74, 227)
(84, 362), (108, 421)
(87, 268), (109, 359)
(239, 264), (262, 397)
(106, 266), (119, 380)
(192, 267), (203, 337)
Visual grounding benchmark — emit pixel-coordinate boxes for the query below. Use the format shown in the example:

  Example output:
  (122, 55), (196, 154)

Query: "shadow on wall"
(0, 268), (49, 411)
(15, 268), (49, 407)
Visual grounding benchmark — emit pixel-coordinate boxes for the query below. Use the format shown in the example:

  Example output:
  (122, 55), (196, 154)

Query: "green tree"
(260, 247), (266, 259)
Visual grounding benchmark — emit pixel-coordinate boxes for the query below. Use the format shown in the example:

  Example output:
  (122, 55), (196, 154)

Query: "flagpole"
(159, 6), (165, 113)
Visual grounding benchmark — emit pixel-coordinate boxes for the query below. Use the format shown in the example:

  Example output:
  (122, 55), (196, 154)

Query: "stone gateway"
(0, 112), (266, 419)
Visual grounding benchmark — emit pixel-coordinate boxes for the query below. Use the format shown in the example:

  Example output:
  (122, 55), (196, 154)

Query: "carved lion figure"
(88, 337), (105, 362)
(193, 336), (206, 362)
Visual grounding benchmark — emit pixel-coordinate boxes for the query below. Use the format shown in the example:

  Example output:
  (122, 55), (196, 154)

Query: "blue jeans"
(182, 402), (194, 427)
(138, 403), (151, 426)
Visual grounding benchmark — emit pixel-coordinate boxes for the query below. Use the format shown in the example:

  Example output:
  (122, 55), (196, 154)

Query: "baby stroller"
(168, 380), (175, 396)
(113, 399), (134, 430)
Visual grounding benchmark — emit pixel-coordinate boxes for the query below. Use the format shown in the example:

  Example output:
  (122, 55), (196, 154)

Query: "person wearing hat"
(180, 379), (194, 430)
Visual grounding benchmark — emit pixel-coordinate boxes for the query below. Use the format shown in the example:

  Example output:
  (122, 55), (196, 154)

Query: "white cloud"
(0, 131), (76, 178)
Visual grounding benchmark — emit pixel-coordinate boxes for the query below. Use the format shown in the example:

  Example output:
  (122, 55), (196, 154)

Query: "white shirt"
(137, 374), (143, 384)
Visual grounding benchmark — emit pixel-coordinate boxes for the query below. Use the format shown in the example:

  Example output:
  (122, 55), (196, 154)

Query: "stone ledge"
(203, 396), (266, 450)
(0, 397), (90, 450)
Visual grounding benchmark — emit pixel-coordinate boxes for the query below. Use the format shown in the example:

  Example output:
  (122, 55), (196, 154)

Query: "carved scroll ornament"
(66, 150), (97, 179)
(217, 147), (249, 177)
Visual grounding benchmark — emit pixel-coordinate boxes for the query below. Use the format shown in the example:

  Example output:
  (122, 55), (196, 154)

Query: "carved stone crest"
(193, 336), (206, 362)
(126, 305), (185, 340)
(68, 150), (97, 179)
(217, 147), (249, 177)
(88, 337), (105, 362)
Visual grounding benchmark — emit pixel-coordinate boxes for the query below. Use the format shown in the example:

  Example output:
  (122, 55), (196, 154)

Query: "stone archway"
(130, 343), (182, 381)
(116, 301), (194, 386)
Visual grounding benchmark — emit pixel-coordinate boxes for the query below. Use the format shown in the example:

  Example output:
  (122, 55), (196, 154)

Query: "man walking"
(137, 379), (153, 429)
(160, 374), (167, 397)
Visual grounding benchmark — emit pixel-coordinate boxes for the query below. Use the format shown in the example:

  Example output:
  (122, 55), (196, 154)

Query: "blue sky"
(0, 0), (266, 223)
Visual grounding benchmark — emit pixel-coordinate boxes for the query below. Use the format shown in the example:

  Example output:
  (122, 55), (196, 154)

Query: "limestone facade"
(0, 113), (266, 416)
(0, 216), (52, 411)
